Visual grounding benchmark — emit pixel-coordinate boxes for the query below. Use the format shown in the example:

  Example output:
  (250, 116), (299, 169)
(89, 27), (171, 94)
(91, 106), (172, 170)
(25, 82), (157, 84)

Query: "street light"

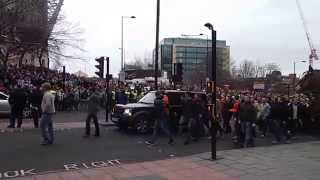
(204, 22), (217, 160)
(121, 16), (136, 71)
(293, 60), (307, 93)
(154, 0), (160, 90)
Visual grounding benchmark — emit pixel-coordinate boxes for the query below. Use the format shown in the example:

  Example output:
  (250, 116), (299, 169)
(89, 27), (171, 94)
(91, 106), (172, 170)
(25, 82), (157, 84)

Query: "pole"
(206, 35), (209, 78)
(293, 61), (296, 94)
(154, 0), (160, 90)
(106, 57), (110, 122)
(288, 84), (290, 99)
(211, 29), (217, 160)
(63, 66), (66, 91)
(121, 16), (124, 71)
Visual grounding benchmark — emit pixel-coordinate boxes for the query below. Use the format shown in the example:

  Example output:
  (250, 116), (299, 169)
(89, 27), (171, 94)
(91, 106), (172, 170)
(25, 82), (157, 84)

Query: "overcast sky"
(61, 0), (320, 77)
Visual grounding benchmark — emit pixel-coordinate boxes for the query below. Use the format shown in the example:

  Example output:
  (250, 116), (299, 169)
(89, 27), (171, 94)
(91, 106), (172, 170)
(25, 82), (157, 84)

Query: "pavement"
(5, 141), (320, 180)
(0, 110), (115, 132)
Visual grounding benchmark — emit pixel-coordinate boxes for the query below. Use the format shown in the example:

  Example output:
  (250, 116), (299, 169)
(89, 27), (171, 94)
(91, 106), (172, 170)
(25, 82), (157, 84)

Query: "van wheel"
(134, 114), (150, 134)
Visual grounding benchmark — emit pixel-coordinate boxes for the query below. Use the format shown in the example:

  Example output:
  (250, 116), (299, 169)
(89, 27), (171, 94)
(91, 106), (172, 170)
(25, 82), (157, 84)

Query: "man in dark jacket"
(83, 87), (101, 137)
(8, 86), (27, 128)
(239, 96), (257, 147)
(29, 86), (43, 128)
(146, 91), (173, 145)
(184, 94), (202, 145)
(269, 97), (290, 143)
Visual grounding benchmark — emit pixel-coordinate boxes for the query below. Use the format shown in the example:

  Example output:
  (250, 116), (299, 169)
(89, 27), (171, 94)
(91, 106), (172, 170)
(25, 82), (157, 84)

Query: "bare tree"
(126, 51), (154, 70)
(253, 61), (267, 78)
(229, 58), (239, 78)
(47, 14), (85, 67)
(239, 60), (255, 79)
(0, 0), (85, 69)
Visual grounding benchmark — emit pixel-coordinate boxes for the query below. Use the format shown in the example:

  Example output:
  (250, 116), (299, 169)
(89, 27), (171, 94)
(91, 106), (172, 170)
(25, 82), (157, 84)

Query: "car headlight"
(123, 109), (132, 116)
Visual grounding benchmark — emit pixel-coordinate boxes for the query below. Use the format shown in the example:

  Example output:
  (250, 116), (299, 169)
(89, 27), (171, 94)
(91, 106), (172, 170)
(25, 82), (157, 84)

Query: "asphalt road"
(0, 125), (319, 176)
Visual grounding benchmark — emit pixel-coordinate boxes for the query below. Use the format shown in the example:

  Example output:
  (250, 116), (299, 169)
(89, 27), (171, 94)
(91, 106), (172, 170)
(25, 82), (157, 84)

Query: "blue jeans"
(240, 121), (254, 147)
(40, 113), (54, 144)
(151, 116), (173, 143)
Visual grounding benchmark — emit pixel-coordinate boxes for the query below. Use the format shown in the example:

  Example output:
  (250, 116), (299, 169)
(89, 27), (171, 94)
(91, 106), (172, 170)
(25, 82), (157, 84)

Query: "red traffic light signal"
(95, 57), (105, 78)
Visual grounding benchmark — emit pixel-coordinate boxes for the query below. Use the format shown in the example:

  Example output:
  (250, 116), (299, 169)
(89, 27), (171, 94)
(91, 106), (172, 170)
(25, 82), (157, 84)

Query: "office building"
(160, 37), (230, 86)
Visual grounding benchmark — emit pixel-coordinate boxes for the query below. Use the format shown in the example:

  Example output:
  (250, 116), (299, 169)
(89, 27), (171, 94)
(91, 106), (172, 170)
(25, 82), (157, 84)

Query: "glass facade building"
(160, 38), (230, 86)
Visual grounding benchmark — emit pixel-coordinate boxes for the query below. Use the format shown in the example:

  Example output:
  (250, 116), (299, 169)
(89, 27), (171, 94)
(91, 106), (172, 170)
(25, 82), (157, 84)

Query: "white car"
(0, 92), (10, 115)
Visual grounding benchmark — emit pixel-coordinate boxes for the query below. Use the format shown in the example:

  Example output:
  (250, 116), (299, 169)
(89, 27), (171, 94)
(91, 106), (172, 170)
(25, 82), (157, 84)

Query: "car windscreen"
(138, 92), (155, 104)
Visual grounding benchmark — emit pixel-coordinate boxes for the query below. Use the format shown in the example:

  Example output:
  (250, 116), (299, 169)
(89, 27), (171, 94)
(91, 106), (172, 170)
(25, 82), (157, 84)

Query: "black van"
(111, 90), (207, 134)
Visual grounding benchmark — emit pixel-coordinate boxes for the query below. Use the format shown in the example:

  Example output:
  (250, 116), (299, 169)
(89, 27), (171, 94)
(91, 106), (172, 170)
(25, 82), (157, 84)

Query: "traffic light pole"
(63, 66), (66, 91)
(106, 57), (110, 122)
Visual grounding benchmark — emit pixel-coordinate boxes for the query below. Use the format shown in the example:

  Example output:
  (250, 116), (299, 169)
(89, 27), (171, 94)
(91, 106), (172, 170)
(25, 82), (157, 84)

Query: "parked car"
(0, 91), (31, 118)
(0, 92), (10, 115)
(111, 90), (207, 134)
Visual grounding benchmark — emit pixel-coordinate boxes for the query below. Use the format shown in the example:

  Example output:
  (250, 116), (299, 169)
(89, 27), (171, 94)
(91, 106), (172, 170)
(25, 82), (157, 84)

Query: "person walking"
(8, 85), (27, 128)
(184, 94), (202, 145)
(83, 87), (101, 137)
(288, 97), (300, 139)
(259, 98), (271, 137)
(239, 96), (257, 148)
(146, 91), (174, 145)
(40, 83), (56, 145)
(29, 86), (43, 128)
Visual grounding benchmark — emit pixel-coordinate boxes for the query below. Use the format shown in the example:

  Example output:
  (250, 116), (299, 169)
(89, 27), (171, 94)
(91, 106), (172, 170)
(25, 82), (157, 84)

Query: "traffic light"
(95, 57), (104, 78)
(207, 81), (213, 93)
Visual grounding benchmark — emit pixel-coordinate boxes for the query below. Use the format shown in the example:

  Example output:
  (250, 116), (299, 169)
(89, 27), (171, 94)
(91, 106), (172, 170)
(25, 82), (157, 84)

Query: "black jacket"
(239, 102), (257, 123)
(9, 88), (27, 110)
(29, 90), (43, 107)
(154, 97), (166, 118)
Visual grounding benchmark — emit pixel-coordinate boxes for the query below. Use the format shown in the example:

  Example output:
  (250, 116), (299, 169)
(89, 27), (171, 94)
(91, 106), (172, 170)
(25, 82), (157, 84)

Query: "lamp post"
(154, 0), (160, 90)
(121, 16), (136, 71)
(293, 60), (306, 93)
(204, 22), (217, 160)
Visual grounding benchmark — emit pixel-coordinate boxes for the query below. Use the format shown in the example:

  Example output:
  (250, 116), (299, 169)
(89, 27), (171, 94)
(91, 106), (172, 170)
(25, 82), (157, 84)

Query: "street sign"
(253, 81), (265, 90)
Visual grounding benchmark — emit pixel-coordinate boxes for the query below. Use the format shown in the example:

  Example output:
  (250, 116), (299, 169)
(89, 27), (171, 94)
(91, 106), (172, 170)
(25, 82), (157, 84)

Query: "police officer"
(8, 85), (27, 128)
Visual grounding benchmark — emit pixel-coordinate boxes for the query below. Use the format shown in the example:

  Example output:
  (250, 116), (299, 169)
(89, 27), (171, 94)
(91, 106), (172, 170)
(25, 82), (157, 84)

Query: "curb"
(99, 122), (116, 127)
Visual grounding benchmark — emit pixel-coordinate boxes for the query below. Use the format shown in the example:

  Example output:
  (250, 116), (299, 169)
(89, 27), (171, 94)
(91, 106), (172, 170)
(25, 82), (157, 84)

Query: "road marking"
(3, 171), (19, 178)
(20, 169), (36, 176)
(0, 169), (36, 179)
(81, 163), (90, 169)
(64, 164), (80, 171)
(64, 160), (121, 171)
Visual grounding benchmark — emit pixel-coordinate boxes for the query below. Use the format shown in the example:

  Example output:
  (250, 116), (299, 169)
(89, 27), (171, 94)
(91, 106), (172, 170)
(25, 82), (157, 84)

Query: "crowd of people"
(217, 92), (312, 147)
(1, 65), (315, 147)
(145, 89), (313, 147)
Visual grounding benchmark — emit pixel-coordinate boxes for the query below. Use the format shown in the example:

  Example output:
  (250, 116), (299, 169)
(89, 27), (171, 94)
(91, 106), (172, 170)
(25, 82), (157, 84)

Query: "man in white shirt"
(40, 82), (56, 145)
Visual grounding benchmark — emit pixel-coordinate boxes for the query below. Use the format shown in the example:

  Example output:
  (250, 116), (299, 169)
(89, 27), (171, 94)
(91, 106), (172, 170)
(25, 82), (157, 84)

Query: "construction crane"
(296, 0), (318, 68)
